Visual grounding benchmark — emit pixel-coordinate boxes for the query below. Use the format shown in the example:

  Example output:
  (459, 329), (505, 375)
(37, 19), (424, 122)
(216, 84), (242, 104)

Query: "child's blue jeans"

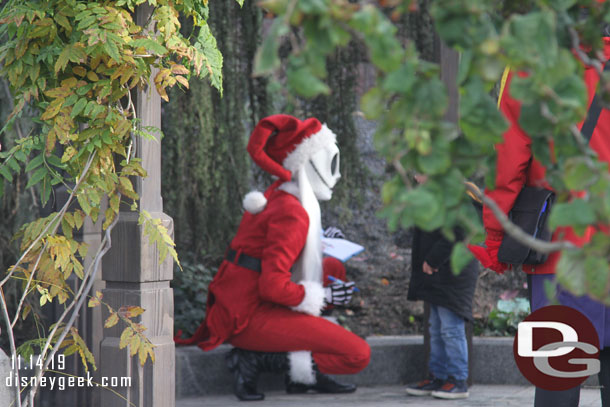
(428, 303), (468, 381)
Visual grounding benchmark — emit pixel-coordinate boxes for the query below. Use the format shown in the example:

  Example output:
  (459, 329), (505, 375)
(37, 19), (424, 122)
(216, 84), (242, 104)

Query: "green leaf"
(253, 20), (288, 76)
(563, 157), (592, 190)
(584, 256), (610, 301)
(131, 39), (168, 55)
(286, 66), (330, 98)
(71, 98), (88, 118)
(451, 242), (474, 276)
(361, 87), (385, 120)
(25, 154), (44, 172)
(0, 165), (14, 182)
(556, 250), (586, 296)
(194, 22), (223, 93)
(55, 44), (87, 73)
(416, 144), (451, 175)
(103, 39), (121, 63)
(549, 200), (596, 230)
(501, 11), (557, 70)
(26, 167), (48, 189)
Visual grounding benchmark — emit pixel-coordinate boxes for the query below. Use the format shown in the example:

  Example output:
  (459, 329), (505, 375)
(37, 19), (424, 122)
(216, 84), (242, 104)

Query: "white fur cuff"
(288, 351), (315, 385)
(291, 280), (325, 317)
(243, 191), (267, 214)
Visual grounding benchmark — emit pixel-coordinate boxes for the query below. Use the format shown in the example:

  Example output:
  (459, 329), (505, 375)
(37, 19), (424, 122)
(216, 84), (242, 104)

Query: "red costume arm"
(258, 197), (309, 307)
(483, 71), (533, 240)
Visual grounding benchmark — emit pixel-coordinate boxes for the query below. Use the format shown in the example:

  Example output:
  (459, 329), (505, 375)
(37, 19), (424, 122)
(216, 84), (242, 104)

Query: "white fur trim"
(288, 351), (315, 385)
(243, 191), (267, 214)
(278, 181), (300, 198)
(283, 124), (337, 173)
(292, 169), (323, 283)
(291, 280), (325, 316)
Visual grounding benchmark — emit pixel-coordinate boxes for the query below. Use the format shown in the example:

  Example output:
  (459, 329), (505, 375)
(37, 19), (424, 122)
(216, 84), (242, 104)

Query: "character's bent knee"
(352, 340), (371, 372)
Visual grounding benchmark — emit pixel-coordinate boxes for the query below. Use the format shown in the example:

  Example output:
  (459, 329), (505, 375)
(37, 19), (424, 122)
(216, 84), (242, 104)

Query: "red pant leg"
(323, 257), (346, 287)
(229, 304), (370, 375)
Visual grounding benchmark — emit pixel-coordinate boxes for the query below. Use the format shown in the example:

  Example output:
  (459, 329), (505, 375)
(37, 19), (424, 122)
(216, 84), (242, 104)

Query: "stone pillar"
(99, 5), (175, 405)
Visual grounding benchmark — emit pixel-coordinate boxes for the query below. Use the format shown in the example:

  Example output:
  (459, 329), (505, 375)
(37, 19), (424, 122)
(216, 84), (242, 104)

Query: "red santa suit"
(176, 115), (370, 384)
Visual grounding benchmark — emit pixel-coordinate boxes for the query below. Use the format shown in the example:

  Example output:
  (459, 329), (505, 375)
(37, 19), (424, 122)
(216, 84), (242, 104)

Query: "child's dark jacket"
(407, 228), (479, 321)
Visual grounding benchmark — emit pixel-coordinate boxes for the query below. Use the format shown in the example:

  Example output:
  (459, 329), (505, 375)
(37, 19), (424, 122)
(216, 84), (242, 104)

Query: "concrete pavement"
(176, 384), (603, 407)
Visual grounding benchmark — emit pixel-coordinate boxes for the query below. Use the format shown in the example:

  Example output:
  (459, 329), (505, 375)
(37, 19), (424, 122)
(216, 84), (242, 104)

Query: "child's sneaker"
(405, 374), (444, 396)
(431, 376), (469, 399)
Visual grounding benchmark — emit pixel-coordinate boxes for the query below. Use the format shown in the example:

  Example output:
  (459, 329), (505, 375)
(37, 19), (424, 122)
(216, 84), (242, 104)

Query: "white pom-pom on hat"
(243, 191), (267, 214)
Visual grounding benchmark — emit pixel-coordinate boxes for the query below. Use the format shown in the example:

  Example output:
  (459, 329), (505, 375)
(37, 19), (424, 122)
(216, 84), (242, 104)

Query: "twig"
(27, 206), (121, 403)
(392, 152), (412, 189)
(0, 288), (21, 407)
(25, 86), (140, 403)
(11, 241), (47, 328)
(463, 181), (577, 253)
(0, 152), (96, 287)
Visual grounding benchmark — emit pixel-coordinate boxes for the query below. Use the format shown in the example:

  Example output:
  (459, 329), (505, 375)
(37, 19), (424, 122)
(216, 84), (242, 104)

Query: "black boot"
(286, 365), (357, 394)
(226, 348), (289, 401)
(226, 348), (264, 401)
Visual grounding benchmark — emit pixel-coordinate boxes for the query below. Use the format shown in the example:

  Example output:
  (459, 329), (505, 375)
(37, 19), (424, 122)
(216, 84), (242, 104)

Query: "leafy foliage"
(476, 297), (530, 336)
(255, 0), (610, 302)
(0, 0), (238, 392)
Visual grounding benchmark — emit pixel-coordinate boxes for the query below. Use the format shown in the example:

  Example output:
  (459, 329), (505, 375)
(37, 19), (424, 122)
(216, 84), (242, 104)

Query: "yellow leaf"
(88, 295), (101, 308)
(73, 210), (84, 229)
(109, 194), (120, 212)
(129, 335), (140, 357)
(61, 77), (79, 88)
(103, 207), (116, 230)
(138, 343), (149, 366)
(157, 85), (169, 102)
(119, 328), (134, 349)
(44, 86), (72, 98)
(73, 66), (87, 77)
(64, 344), (79, 356)
(46, 129), (57, 155)
(41, 98), (64, 121)
(175, 75), (189, 89)
(22, 304), (31, 320)
(170, 64), (189, 75)
(104, 312), (119, 328)
(121, 306), (144, 318)
(61, 146), (76, 162)
(86, 71), (99, 82)
(78, 242), (88, 258)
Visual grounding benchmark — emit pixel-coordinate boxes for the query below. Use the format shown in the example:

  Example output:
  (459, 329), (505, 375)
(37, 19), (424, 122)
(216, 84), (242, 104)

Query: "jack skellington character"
(175, 114), (370, 401)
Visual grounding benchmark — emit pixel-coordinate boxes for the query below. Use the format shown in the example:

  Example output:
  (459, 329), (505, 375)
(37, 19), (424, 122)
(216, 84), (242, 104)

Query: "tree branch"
(463, 181), (577, 253)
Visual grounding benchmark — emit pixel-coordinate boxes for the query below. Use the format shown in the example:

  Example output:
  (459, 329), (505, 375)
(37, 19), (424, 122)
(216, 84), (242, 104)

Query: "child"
(405, 175), (480, 399)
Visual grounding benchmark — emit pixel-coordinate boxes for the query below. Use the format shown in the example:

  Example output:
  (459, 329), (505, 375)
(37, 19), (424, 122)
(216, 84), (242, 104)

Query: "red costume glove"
(468, 238), (508, 274)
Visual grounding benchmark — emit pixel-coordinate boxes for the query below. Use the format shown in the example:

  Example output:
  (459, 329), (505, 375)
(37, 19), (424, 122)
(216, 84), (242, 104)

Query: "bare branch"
(11, 241), (47, 328)
(0, 289), (21, 407)
(0, 152), (96, 287)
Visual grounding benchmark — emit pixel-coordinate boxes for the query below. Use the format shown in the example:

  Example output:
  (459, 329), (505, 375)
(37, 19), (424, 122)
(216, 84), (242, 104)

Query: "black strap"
(225, 249), (261, 273)
(581, 62), (610, 143)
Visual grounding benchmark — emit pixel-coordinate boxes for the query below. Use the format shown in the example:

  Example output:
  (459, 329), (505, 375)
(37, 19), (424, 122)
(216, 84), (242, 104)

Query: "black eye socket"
(331, 153), (338, 175)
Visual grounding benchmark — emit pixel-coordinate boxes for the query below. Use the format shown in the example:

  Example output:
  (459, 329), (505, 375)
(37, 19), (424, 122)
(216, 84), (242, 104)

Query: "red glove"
(468, 238), (509, 274)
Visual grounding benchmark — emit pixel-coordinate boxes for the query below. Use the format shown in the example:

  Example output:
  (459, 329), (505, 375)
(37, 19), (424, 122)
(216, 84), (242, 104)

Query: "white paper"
(321, 237), (365, 262)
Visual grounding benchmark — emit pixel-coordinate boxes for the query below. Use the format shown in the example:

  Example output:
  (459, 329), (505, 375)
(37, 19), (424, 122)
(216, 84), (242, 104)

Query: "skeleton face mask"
(304, 143), (341, 201)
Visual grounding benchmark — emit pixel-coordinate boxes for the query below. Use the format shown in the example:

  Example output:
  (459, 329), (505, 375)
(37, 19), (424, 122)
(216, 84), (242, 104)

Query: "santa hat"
(243, 114), (337, 214)
(243, 114), (337, 287)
